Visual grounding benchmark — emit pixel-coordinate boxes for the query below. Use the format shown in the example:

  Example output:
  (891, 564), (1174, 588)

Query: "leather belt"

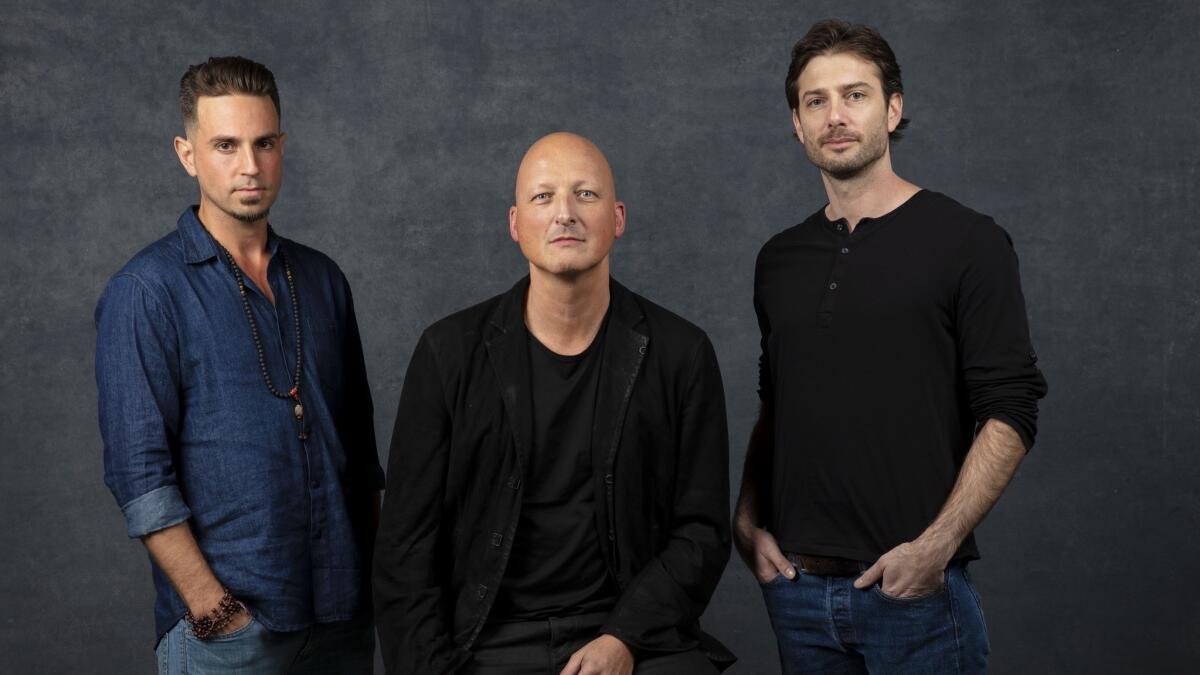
(791, 553), (863, 577)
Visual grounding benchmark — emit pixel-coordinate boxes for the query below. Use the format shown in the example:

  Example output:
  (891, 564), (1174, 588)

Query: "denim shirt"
(96, 207), (384, 643)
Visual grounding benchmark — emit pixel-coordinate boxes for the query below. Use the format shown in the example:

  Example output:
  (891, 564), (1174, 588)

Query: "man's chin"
(232, 208), (270, 223)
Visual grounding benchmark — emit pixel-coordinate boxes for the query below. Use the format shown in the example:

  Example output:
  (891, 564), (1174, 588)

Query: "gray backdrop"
(3, 1), (1198, 672)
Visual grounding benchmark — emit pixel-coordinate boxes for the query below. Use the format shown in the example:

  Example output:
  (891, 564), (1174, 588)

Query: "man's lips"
(550, 236), (583, 245)
(823, 137), (857, 147)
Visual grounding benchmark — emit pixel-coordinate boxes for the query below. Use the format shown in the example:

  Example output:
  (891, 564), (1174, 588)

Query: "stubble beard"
(805, 126), (890, 181)
(226, 193), (271, 224)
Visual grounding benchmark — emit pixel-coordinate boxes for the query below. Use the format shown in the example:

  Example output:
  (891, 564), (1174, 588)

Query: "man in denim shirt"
(95, 56), (384, 673)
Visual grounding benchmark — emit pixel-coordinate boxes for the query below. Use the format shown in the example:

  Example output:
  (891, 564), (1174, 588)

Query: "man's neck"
(820, 156), (920, 232)
(525, 262), (611, 356)
(197, 200), (270, 265)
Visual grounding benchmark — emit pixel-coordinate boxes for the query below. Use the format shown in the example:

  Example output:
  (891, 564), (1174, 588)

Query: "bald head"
(509, 132), (626, 278)
(515, 132), (615, 203)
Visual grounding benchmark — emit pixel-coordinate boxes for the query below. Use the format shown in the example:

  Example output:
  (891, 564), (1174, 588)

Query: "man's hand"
(853, 537), (954, 598)
(215, 605), (251, 635)
(559, 634), (634, 675)
(733, 518), (796, 584)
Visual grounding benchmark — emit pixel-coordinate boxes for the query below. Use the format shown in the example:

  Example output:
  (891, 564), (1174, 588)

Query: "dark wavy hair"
(180, 56), (280, 131)
(785, 19), (910, 142)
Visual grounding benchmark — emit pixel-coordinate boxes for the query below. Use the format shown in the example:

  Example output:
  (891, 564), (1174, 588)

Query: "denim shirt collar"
(177, 206), (280, 265)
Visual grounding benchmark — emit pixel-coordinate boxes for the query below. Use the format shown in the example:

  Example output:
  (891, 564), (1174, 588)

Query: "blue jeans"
(760, 560), (988, 674)
(155, 612), (374, 674)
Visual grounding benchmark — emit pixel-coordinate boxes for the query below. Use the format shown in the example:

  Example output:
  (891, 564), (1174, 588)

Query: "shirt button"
(310, 480), (320, 489)
(841, 247), (849, 254)
(608, 529), (616, 541)
(836, 223), (844, 231)
(829, 282), (838, 290)
(477, 584), (488, 599)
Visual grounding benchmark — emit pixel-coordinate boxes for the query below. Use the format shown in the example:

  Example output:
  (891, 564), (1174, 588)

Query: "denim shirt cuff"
(121, 485), (191, 538)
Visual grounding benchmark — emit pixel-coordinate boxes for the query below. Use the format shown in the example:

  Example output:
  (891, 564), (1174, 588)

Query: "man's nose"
(553, 198), (577, 224)
(238, 145), (261, 175)
(827, 98), (846, 126)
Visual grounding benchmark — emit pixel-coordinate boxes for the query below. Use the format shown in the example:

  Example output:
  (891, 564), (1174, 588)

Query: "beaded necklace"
(218, 243), (308, 440)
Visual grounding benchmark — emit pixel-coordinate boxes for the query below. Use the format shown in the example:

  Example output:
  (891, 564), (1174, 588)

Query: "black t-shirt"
(753, 190), (1047, 562)
(491, 316), (616, 620)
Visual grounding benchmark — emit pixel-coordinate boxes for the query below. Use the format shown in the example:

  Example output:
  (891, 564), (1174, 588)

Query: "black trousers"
(463, 611), (718, 675)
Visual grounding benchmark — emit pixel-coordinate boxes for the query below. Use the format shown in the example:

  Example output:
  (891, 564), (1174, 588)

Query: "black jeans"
(464, 612), (718, 675)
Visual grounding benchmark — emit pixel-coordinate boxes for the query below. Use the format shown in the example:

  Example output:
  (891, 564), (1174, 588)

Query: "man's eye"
(533, 192), (551, 201)
(258, 140), (275, 149)
(217, 142), (233, 151)
(848, 91), (866, 101)
(578, 190), (595, 198)
(806, 98), (824, 108)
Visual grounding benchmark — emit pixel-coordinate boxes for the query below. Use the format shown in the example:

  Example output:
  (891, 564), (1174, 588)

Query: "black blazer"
(373, 277), (735, 673)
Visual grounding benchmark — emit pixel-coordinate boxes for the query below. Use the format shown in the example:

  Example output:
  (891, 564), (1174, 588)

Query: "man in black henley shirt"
(733, 20), (1047, 674)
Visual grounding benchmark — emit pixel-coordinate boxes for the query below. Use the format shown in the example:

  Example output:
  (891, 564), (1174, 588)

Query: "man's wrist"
(185, 588), (244, 640)
(913, 530), (959, 566)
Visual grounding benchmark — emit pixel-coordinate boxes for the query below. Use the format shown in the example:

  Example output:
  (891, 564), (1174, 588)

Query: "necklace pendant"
(294, 403), (304, 420)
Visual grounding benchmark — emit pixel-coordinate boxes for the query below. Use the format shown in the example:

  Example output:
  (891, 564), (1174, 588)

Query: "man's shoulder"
(616, 281), (711, 350)
(911, 190), (999, 232)
(277, 236), (345, 280)
(756, 207), (827, 263)
(421, 285), (514, 347)
(105, 229), (188, 296)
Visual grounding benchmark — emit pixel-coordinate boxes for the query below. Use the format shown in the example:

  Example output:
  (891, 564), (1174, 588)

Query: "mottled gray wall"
(2, 1), (1198, 672)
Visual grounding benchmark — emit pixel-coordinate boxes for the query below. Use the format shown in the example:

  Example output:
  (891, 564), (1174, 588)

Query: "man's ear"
(612, 201), (626, 239)
(174, 135), (197, 177)
(509, 205), (519, 243)
(887, 93), (903, 133)
(791, 108), (804, 144)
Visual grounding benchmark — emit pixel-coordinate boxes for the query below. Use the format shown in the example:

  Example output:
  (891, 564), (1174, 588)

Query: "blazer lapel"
(484, 279), (534, 481)
(591, 280), (648, 583)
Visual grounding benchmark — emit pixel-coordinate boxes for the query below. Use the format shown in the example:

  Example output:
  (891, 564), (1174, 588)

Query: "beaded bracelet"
(186, 589), (243, 640)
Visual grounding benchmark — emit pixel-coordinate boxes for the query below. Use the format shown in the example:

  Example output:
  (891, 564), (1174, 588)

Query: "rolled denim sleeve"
(956, 220), (1048, 450)
(95, 273), (191, 537)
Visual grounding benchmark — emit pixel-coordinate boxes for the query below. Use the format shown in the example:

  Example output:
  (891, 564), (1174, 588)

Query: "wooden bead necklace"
(218, 244), (308, 440)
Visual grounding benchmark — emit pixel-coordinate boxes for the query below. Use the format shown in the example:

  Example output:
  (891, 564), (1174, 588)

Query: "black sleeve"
(601, 335), (732, 652)
(373, 332), (468, 674)
(956, 220), (1049, 449)
(753, 248), (774, 410)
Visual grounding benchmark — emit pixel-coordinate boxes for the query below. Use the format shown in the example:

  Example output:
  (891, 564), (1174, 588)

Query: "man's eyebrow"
(207, 133), (280, 145)
(802, 81), (875, 98)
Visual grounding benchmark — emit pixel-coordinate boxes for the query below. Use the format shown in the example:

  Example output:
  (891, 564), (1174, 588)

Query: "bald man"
(374, 133), (735, 674)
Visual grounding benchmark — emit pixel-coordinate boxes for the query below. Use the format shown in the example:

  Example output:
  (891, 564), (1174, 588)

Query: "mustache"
(547, 226), (585, 241)
(821, 131), (860, 144)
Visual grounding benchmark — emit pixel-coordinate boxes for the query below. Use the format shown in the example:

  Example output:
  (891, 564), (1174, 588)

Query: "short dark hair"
(179, 56), (280, 131)
(785, 19), (910, 142)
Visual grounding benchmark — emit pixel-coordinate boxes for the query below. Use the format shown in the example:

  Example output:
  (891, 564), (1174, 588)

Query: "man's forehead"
(798, 52), (883, 90)
(193, 95), (279, 131)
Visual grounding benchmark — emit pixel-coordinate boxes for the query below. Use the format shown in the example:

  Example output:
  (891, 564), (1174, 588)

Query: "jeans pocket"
(871, 570), (949, 604)
(186, 613), (259, 643)
(759, 572), (789, 587)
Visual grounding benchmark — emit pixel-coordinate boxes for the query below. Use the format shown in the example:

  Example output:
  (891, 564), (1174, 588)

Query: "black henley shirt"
(754, 189), (1047, 562)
